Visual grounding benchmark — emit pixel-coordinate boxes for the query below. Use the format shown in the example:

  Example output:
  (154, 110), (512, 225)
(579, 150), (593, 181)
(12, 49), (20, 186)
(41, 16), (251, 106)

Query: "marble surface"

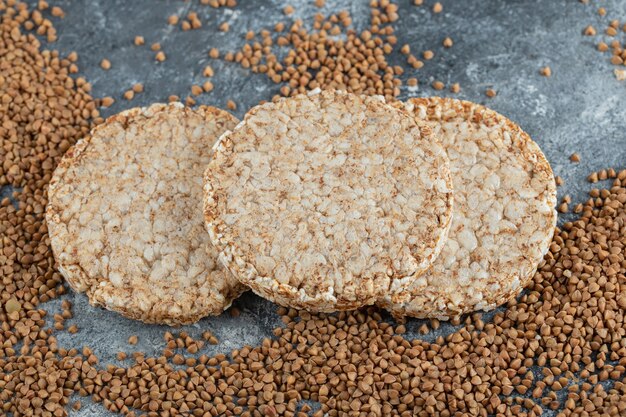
(14, 0), (626, 415)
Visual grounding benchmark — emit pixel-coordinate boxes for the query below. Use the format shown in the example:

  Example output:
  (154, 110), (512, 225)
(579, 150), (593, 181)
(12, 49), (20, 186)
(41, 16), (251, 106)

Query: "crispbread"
(204, 90), (453, 312)
(380, 97), (557, 319)
(46, 103), (246, 325)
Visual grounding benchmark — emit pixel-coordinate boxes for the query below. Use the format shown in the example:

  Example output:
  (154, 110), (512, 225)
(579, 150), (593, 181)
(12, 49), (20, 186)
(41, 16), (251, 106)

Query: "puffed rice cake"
(380, 97), (557, 319)
(46, 103), (246, 325)
(204, 90), (453, 312)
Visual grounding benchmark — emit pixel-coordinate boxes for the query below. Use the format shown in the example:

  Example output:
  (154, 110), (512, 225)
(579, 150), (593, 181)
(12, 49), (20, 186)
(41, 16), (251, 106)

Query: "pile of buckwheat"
(1, 1), (626, 417)
(0, 0), (98, 346)
(220, 1), (404, 101)
(131, 0), (460, 106)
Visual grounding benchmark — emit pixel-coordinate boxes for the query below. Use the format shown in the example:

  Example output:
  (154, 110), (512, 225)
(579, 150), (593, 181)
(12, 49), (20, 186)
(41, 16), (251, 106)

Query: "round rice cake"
(381, 97), (557, 319)
(46, 103), (246, 325)
(203, 90), (453, 312)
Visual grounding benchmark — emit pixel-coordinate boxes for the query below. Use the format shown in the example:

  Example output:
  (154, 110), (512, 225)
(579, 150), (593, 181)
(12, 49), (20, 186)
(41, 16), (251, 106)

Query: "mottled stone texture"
(16, 1), (626, 415)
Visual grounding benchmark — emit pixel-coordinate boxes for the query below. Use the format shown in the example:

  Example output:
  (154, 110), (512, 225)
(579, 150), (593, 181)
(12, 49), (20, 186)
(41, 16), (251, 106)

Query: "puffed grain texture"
(204, 90), (453, 312)
(46, 103), (246, 325)
(381, 97), (557, 319)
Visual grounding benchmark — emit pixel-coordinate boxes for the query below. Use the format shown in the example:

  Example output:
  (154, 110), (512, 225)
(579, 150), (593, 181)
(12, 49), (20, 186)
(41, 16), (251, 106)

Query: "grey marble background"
(15, 0), (626, 415)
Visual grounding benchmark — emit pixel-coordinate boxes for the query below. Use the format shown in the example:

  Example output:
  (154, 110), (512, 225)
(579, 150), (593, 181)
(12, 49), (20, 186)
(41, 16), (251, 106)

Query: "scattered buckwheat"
(540, 66), (552, 77)
(101, 96), (115, 107)
(432, 80), (445, 90)
(51, 5), (64, 17)
(190, 84), (203, 96)
(555, 175), (564, 186)
(203, 65), (214, 77)
(583, 25), (596, 35)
